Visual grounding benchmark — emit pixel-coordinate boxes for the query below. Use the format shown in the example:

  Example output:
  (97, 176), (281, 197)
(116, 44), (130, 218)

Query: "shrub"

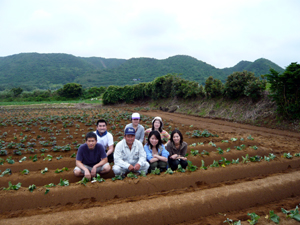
(205, 76), (223, 98)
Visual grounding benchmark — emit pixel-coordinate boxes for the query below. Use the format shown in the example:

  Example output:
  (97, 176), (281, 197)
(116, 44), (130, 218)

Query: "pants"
(149, 161), (168, 171)
(107, 151), (114, 163)
(168, 158), (188, 171)
(74, 163), (109, 175)
(113, 162), (150, 175)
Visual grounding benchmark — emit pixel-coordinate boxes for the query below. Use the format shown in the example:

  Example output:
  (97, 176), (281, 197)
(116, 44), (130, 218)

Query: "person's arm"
(138, 125), (145, 143)
(114, 141), (131, 169)
(153, 145), (169, 162)
(76, 160), (91, 180)
(144, 144), (154, 162)
(178, 143), (187, 160)
(106, 145), (114, 156)
(144, 128), (150, 143)
(91, 157), (108, 177)
(106, 133), (114, 156)
(137, 141), (147, 167)
(166, 142), (177, 159)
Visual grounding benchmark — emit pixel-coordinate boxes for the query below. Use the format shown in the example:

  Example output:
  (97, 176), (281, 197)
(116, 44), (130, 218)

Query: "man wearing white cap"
(113, 127), (149, 175)
(124, 112), (145, 143)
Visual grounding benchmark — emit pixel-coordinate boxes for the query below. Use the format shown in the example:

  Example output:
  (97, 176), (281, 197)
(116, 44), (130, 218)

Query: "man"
(113, 127), (149, 175)
(74, 132), (110, 180)
(124, 112), (144, 143)
(94, 119), (114, 163)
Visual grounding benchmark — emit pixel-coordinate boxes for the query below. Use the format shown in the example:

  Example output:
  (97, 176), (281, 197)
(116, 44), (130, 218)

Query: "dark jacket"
(166, 141), (188, 157)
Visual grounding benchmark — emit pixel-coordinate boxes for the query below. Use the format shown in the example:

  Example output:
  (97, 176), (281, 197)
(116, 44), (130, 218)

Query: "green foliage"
(0, 168), (12, 177)
(21, 169), (30, 175)
(11, 87), (23, 97)
(60, 83), (83, 98)
(187, 160), (198, 172)
(205, 76), (224, 98)
(224, 71), (266, 99)
(77, 177), (90, 186)
(93, 174), (105, 182)
(164, 168), (174, 174)
(177, 164), (185, 173)
(281, 205), (300, 222)
(151, 167), (161, 175)
(269, 210), (280, 224)
(265, 62), (300, 119)
(112, 175), (123, 181)
(127, 172), (138, 179)
(41, 167), (48, 174)
(28, 184), (36, 192)
(58, 178), (69, 186)
(247, 212), (260, 224)
(3, 181), (22, 190)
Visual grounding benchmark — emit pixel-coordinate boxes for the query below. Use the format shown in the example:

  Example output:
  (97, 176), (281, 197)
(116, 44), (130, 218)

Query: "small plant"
(268, 210), (280, 224)
(240, 138), (244, 141)
(3, 181), (22, 190)
(210, 160), (219, 167)
(44, 154), (53, 161)
(264, 153), (276, 162)
(226, 148), (231, 152)
(0, 168), (12, 177)
(223, 218), (241, 225)
(219, 157), (231, 167)
(55, 167), (69, 173)
(56, 155), (63, 160)
(190, 149), (200, 156)
(249, 155), (262, 162)
(164, 168), (174, 174)
(200, 160), (207, 170)
(231, 138), (237, 142)
(283, 152), (293, 159)
(112, 175), (123, 181)
(216, 147), (223, 154)
(21, 169), (30, 175)
(242, 154), (250, 163)
(187, 160), (198, 172)
(208, 141), (216, 147)
(201, 150), (209, 156)
(151, 167), (161, 175)
(58, 178), (69, 186)
(70, 153), (76, 158)
(45, 189), (50, 194)
(177, 164), (185, 173)
(28, 184), (36, 192)
(6, 156), (15, 164)
(281, 204), (300, 222)
(93, 174), (105, 182)
(77, 177), (90, 186)
(247, 135), (254, 140)
(250, 146), (258, 150)
(190, 143), (197, 147)
(32, 154), (38, 162)
(127, 172), (138, 179)
(231, 158), (240, 164)
(41, 167), (48, 174)
(221, 140), (229, 143)
(247, 212), (260, 224)
(295, 153), (300, 157)
(44, 183), (55, 188)
(19, 156), (27, 163)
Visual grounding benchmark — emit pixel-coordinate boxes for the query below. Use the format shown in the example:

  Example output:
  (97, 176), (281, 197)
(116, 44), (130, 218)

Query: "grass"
(0, 99), (102, 106)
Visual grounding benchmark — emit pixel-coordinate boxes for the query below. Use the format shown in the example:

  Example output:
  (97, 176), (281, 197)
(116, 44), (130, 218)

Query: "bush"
(205, 76), (223, 98)
(60, 83), (83, 98)
(244, 79), (266, 100)
(265, 62), (300, 119)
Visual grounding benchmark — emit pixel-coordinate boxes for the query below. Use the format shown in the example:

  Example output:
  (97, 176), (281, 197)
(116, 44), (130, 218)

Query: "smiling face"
(125, 134), (135, 146)
(149, 134), (159, 147)
(172, 133), (181, 145)
(86, 137), (97, 149)
(153, 120), (161, 130)
(132, 118), (140, 126)
(97, 122), (107, 134)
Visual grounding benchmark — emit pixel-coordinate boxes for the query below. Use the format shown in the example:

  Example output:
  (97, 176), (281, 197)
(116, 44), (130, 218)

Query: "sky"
(0, 0), (299, 69)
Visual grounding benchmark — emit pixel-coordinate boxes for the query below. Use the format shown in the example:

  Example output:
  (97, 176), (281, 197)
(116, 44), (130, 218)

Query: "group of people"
(74, 113), (188, 179)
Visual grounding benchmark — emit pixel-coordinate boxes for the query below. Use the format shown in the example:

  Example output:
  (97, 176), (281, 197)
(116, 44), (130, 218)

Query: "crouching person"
(113, 127), (149, 175)
(74, 132), (110, 180)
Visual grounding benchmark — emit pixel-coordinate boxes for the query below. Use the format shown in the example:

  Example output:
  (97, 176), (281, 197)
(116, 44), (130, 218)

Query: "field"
(0, 105), (300, 225)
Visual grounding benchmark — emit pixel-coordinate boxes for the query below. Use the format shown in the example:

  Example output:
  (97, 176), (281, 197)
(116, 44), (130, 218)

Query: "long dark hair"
(170, 129), (183, 145)
(147, 130), (163, 150)
(152, 119), (162, 133)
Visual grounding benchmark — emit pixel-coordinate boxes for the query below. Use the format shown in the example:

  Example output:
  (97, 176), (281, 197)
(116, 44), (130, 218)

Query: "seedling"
(151, 167), (161, 175)
(77, 177), (90, 186)
(221, 140), (229, 143)
(208, 141), (216, 147)
(127, 172), (138, 179)
(197, 142), (204, 145)
(45, 189), (50, 194)
(21, 169), (30, 175)
(19, 156), (27, 162)
(0, 157), (4, 165)
(283, 152), (293, 159)
(231, 138), (237, 142)
(41, 167), (48, 174)
(112, 175), (123, 181)
(177, 164), (185, 173)
(250, 146), (258, 150)
(249, 155), (262, 162)
(268, 210), (280, 224)
(190, 149), (200, 156)
(219, 157), (231, 166)
(281, 205), (300, 222)
(28, 184), (36, 192)
(247, 135), (254, 140)
(210, 160), (219, 167)
(164, 168), (174, 174)
(187, 160), (198, 172)
(44, 154), (53, 161)
(231, 158), (240, 164)
(264, 153), (276, 162)
(56, 155), (63, 160)
(3, 181), (22, 190)
(223, 218), (241, 225)
(70, 153), (76, 158)
(295, 153), (300, 157)
(240, 138), (244, 141)
(190, 143), (197, 147)
(200, 160), (207, 170)
(0, 168), (12, 177)
(242, 154), (250, 163)
(44, 183), (55, 188)
(201, 150), (209, 156)
(58, 178), (69, 186)
(6, 156), (15, 164)
(32, 154), (38, 162)
(55, 167), (68, 173)
(247, 212), (260, 224)
(93, 174), (105, 182)
(226, 148), (231, 152)
(216, 147), (223, 154)
(140, 171), (147, 177)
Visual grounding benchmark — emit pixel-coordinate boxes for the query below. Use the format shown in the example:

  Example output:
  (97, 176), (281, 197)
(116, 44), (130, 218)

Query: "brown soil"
(0, 106), (300, 224)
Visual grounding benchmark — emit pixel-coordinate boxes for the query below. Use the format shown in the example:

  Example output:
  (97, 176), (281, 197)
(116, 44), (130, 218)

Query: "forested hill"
(0, 53), (284, 90)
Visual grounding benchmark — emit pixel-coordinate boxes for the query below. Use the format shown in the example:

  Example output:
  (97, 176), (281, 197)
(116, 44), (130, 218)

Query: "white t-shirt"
(93, 131), (114, 149)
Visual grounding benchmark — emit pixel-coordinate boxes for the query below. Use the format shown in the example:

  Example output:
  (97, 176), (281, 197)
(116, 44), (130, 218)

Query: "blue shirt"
(144, 144), (169, 162)
(76, 143), (107, 167)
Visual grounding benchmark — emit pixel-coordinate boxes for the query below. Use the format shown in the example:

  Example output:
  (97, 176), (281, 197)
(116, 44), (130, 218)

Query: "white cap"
(131, 112), (140, 119)
(152, 116), (163, 127)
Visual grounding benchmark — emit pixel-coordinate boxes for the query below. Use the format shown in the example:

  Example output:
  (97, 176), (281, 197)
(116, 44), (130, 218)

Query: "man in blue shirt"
(74, 132), (111, 180)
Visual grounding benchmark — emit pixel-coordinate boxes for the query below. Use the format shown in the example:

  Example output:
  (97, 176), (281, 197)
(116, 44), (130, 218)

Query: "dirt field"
(0, 106), (300, 225)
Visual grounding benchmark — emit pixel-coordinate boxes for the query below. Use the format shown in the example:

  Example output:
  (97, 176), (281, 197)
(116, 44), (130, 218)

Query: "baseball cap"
(131, 112), (140, 120)
(125, 127), (136, 135)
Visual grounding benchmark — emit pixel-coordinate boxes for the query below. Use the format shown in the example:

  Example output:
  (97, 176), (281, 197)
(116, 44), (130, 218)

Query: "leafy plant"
(140, 170), (147, 177)
(231, 138), (237, 142)
(32, 154), (38, 162)
(264, 153), (276, 162)
(231, 158), (240, 164)
(200, 160), (207, 170)
(41, 167), (48, 174)
(281, 205), (300, 222)
(295, 153), (300, 157)
(77, 177), (90, 186)
(93, 174), (105, 182)
(210, 160), (219, 168)
(58, 178), (69, 186)
(226, 148), (231, 152)
(151, 167), (161, 175)
(247, 212), (260, 225)
(164, 168), (174, 174)
(221, 140), (229, 143)
(249, 155), (262, 162)
(44, 183), (55, 188)
(28, 184), (36, 192)
(201, 150), (209, 156)
(56, 155), (63, 160)
(187, 160), (198, 172)
(247, 135), (254, 140)
(283, 152), (293, 159)
(177, 164), (185, 173)
(44, 154), (53, 161)
(242, 154), (250, 163)
(268, 210), (280, 224)
(112, 175), (123, 181)
(216, 147), (223, 154)
(55, 167), (69, 173)
(223, 218), (241, 225)
(219, 157), (231, 167)
(3, 181), (22, 190)
(208, 141), (216, 147)
(190, 149), (200, 156)
(21, 169), (30, 175)
(250, 146), (258, 150)
(6, 156), (15, 164)
(70, 153), (76, 158)
(127, 172), (138, 179)
(45, 189), (50, 194)
(19, 156), (27, 162)
(0, 168), (12, 177)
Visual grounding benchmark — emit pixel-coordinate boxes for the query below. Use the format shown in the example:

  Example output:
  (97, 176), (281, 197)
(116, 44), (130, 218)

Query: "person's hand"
(84, 169), (91, 180)
(134, 163), (141, 171)
(128, 165), (134, 171)
(91, 166), (97, 178)
(171, 154), (178, 159)
(153, 154), (159, 158)
(182, 157), (187, 160)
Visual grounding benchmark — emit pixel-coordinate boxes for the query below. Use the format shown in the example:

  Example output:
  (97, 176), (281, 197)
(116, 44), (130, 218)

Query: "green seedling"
(249, 155), (262, 162)
(216, 147), (223, 154)
(240, 138), (244, 141)
(201, 150), (209, 156)
(151, 167), (161, 175)
(58, 178), (69, 186)
(247, 135), (254, 140)
(197, 142), (204, 145)
(190, 143), (197, 147)
(295, 153), (300, 157)
(200, 160), (207, 170)
(56, 155), (63, 160)
(250, 146), (258, 150)
(190, 149), (200, 156)
(187, 160), (198, 172)
(210, 160), (219, 168)
(55, 167), (68, 173)
(28, 184), (36, 192)
(32, 154), (38, 162)
(3, 181), (22, 190)
(247, 212), (260, 225)
(41, 167), (48, 174)
(0, 157), (4, 165)
(44, 154), (53, 161)
(221, 140), (229, 143)
(269, 210), (280, 224)
(208, 141), (216, 147)
(219, 157), (231, 166)
(44, 183), (55, 188)
(45, 189), (50, 194)
(177, 164), (185, 173)
(21, 169), (29, 175)
(231, 158), (240, 164)
(264, 153), (276, 162)
(140, 170), (147, 177)
(226, 148), (231, 152)
(283, 152), (293, 159)
(77, 177), (89, 186)
(70, 153), (76, 158)
(112, 175), (123, 181)
(93, 174), (105, 182)
(281, 205), (300, 222)
(164, 168), (174, 174)
(242, 154), (250, 163)
(231, 138), (237, 142)
(223, 218), (241, 225)
(6, 156), (15, 164)
(127, 172), (138, 179)
(19, 156), (27, 162)
(0, 168), (12, 177)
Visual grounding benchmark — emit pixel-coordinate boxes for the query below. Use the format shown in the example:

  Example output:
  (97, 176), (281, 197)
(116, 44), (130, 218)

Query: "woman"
(166, 129), (188, 171)
(144, 130), (169, 171)
(124, 112), (144, 143)
(144, 116), (170, 143)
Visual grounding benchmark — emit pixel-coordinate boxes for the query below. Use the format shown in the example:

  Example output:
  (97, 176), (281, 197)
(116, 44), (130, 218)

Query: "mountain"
(0, 53), (284, 91)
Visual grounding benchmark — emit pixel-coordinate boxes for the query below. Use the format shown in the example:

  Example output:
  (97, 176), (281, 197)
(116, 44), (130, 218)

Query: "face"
(132, 118), (140, 126)
(86, 138), (97, 149)
(173, 133), (181, 144)
(125, 134), (135, 146)
(97, 122), (107, 134)
(149, 134), (159, 147)
(153, 120), (161, 130)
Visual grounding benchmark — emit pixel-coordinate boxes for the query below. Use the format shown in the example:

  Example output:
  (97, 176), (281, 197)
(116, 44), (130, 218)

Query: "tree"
(205, 76), (223, 98)
(10, 87), (23, 97)
(61, 83), (82, 98)
(265, 62), (300, 119)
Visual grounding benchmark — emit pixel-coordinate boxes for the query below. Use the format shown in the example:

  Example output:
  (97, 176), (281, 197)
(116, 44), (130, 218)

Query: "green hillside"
(0, 53), (284, 90)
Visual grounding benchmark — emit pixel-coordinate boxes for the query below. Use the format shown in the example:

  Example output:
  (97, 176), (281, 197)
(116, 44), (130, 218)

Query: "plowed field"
(0, 106), (300, 225)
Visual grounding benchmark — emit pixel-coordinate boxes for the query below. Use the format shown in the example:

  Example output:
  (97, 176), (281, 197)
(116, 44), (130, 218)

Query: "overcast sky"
(0, 0), (299, 68)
